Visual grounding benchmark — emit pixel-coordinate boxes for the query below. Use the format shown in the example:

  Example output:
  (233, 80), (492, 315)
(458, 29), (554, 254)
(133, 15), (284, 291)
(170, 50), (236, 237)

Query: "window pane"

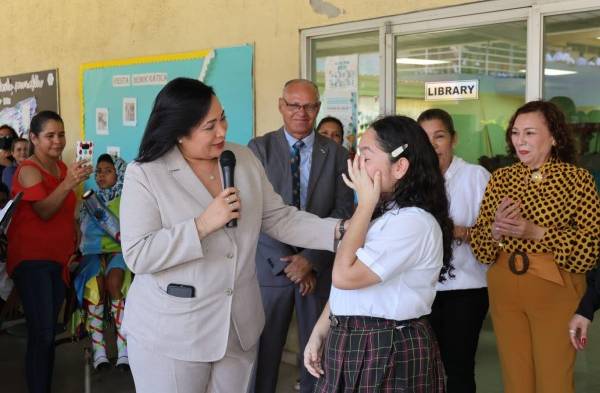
(395, 22), (527, 170)
(543, 11), (600, 184)
(311, 31), (379, 152)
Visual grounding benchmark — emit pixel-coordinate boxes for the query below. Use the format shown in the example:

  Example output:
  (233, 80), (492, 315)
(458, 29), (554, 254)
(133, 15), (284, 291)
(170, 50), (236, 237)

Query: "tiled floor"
(1, 315), (600, 392)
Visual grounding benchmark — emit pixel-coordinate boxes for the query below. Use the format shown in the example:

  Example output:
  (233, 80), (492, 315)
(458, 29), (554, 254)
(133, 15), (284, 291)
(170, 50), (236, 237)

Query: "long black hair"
(136, 78), (215, 163)
(370, 115), (454, 282)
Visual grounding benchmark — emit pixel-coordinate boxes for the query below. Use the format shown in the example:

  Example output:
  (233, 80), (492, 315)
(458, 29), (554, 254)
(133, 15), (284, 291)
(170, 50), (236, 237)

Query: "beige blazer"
(120, 143), (337, 362)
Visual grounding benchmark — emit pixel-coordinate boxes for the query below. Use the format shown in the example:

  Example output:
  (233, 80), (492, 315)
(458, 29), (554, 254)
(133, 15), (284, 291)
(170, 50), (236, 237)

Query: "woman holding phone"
(7, 110), (93, 393)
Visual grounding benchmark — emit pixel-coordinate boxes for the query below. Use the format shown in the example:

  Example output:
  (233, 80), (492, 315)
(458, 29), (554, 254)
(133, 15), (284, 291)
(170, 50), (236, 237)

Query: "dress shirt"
(283, 129), (315, 210)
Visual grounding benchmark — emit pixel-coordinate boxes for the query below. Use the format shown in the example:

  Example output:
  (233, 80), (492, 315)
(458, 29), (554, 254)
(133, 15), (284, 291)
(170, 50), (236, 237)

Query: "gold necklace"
(200, 161), (218, 181)
(187, 157), (218, 181)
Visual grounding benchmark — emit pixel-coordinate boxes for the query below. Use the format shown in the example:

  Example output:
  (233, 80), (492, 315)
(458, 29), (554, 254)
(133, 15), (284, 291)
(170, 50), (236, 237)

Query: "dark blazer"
(248, 128), (354, 296)
(576, 265), (600, 321)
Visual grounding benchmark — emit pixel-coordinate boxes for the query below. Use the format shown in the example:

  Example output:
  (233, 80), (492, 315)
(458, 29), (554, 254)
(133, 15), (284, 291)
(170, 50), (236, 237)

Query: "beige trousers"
(128, 327), (257, 393)
(488, 255), (586, 393)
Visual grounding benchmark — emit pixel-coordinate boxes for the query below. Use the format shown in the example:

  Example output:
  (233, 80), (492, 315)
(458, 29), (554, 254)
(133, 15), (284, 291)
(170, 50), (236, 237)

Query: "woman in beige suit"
(120, 78), (344, 393)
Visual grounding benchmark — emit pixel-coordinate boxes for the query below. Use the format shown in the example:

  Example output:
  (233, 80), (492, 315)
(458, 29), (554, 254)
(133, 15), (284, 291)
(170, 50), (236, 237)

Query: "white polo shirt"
(329, 206), (443, 321)
(437, 156), (490, 291)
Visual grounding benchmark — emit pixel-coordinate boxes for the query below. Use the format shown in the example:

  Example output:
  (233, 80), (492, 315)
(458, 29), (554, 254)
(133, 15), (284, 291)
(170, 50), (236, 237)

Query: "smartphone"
(166, 283), (195, 298)
(268, 257), (288, 276)
(75, 141), (94, 165)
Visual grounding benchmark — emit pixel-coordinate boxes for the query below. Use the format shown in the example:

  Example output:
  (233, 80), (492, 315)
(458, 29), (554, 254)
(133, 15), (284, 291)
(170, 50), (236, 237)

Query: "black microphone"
(220, 150), (237, 228)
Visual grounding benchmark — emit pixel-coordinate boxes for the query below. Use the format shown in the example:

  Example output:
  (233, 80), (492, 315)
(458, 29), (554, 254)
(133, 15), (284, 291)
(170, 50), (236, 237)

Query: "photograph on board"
(123, 97), (137, 127)
(96, 108), (109, 135)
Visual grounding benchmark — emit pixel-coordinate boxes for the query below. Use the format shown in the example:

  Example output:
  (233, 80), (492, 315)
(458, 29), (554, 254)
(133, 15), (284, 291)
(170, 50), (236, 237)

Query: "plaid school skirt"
(314, 315), (445, 393)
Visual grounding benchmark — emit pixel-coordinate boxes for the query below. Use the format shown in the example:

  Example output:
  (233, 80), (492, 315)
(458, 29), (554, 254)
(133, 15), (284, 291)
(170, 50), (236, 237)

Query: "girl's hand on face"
(341, 155), (380, 210)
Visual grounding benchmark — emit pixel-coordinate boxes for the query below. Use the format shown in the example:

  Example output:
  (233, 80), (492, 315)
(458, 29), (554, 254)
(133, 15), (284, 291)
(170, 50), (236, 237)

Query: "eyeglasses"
(281, 98), (321, 114)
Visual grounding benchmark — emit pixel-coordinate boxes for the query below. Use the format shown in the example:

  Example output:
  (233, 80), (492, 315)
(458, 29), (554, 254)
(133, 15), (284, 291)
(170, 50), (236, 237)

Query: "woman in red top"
(8, 110), (92, 393)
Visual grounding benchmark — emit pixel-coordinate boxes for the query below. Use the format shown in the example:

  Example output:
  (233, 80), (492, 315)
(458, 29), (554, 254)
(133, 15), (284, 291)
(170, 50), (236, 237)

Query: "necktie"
(291, 140), (305, 209)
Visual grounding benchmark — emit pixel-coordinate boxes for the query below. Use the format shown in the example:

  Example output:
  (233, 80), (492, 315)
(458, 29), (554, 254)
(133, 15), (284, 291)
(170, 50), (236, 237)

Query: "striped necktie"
(291, 140), (305, 209)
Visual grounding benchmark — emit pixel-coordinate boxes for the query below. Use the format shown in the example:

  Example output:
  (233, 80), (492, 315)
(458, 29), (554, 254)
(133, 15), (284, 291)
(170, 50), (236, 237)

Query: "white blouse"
(329, 206), (443, 321)
(437, 156), (490, 291)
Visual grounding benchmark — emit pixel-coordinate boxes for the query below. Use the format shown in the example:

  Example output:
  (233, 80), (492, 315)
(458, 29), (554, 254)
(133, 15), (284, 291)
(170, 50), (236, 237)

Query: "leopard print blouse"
(470, 158), (599, 274)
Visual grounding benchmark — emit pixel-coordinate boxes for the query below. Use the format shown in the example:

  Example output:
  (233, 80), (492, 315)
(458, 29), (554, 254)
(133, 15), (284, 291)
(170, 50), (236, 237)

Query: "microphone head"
(219, 150), (236, 167)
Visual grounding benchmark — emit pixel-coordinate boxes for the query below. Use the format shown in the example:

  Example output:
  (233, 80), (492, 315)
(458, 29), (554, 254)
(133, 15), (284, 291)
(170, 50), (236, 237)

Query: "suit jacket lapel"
(274, 128), (294, 204)
(306, 134), (329, 208)
(162, 147), (213, 210)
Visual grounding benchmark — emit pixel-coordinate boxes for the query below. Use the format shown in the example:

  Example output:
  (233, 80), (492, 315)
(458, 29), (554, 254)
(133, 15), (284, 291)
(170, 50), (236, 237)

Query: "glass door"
(542, 10), (600, 188)
(394, 21), (528, 170)
(310, 31), (380, 151)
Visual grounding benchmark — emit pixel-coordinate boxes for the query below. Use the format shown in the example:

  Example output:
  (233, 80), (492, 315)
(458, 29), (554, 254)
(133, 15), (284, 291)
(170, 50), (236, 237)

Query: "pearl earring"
(178, 139), (183, 144)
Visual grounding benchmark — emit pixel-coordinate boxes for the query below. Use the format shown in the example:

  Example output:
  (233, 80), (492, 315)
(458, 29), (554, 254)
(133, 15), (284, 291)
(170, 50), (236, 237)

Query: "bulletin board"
(0, 69), (60, 137)
(80, 45), (254, 164)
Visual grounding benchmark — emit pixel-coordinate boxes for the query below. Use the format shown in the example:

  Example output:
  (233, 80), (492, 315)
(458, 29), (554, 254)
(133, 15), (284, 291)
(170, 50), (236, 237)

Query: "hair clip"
(390, 143), (408, 158)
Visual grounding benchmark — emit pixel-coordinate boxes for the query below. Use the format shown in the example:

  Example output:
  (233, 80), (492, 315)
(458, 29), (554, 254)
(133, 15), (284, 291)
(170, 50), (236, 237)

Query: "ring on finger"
(225, 196), (230, 203)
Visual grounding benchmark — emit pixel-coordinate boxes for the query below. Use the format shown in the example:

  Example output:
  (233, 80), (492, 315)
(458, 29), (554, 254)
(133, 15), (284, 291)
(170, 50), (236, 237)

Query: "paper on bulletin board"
(0, 69), (59, 137)
(325, 55), (358, 92)
(81, 45), (254, 169)
(323, 55), (358, 150)
(95, 108), (109, 135)
(322, 91), (357, 149)
(122, 97), (137, 126)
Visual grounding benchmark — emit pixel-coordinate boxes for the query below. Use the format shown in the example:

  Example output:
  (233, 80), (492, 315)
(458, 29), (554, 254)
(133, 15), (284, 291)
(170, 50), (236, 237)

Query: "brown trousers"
(488, 252), (586, 393)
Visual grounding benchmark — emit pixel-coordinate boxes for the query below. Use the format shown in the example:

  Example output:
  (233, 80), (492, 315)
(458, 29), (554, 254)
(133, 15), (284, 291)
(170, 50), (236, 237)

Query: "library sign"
(425, 80), (479, 101)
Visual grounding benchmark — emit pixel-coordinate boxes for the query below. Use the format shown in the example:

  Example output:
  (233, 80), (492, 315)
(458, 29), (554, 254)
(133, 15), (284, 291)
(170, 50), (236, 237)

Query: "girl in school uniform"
(304, 115), (453, 392)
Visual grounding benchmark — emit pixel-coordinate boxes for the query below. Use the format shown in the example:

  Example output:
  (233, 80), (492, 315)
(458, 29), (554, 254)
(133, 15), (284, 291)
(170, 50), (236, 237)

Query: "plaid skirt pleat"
(314, 316), (445, 393)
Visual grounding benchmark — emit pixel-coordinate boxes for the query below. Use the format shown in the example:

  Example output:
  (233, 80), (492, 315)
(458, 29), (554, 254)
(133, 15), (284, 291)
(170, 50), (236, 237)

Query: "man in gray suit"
(249, 79), (354, 393)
